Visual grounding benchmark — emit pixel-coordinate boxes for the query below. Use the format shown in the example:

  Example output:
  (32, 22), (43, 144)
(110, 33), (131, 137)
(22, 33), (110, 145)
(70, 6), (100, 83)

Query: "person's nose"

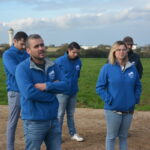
(128, 44), (132, 49)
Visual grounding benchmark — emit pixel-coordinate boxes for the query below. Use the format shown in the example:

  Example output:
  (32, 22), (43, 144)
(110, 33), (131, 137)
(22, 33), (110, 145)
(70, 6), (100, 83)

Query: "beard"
(72, 56), (79, 60)
(32, 55), (44, 60)
(31, 54), (45, 64)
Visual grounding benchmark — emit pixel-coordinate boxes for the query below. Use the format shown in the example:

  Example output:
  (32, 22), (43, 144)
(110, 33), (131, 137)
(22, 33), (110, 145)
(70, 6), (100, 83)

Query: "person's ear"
(13, 39), (17, 45)
(68, 49), (71, 53)
(26, 48), (31, 54)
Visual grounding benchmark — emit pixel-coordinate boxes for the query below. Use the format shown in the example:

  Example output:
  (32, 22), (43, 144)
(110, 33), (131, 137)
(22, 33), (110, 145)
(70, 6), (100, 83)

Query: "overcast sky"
(0, 0), (150, 46)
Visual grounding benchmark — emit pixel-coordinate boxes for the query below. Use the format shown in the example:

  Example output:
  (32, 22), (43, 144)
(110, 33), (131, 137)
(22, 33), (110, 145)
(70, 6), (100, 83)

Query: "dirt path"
(0, 105), (150, 150)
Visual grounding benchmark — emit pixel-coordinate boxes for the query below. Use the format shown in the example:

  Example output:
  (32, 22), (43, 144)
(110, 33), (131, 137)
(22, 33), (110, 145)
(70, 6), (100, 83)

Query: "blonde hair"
(108, 41), (128, 64)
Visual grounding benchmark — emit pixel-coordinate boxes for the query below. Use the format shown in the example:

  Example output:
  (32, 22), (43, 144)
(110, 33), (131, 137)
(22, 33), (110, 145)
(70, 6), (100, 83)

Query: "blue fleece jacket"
(2, 45), (29, 92)
(15, 57), (70, 121)
(55, 53), (82, 95)
(96, 62), (142, 111)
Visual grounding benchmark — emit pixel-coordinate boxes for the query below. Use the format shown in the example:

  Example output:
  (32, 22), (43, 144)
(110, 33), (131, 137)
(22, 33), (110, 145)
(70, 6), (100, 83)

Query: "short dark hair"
(123, 36), (134, 45)
(26, 34), (42, 48)
(14, 31), (28, 41)
(68, 42), (80, 50)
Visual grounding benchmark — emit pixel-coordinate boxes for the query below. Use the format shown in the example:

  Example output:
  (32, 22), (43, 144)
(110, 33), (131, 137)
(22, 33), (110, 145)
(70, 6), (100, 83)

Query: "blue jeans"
(7, 91), (20, 150)
(23, 119), (61, 150)
(57, 94), (77, 136)
(104, 110), (133, 150)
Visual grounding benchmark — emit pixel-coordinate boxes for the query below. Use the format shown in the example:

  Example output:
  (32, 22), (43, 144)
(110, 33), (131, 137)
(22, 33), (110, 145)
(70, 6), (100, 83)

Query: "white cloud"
(2, 4), (150, 31)
(0, 0), (150, 45)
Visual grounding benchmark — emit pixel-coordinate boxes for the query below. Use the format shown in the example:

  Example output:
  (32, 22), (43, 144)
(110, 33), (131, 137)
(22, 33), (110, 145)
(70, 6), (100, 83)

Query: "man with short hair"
(2, 31), (28, 150)
(55, 42), (84, 142)
(123, 36), (143, 79)
(123, 36), (143, 138)
(15, 34), (69, 150)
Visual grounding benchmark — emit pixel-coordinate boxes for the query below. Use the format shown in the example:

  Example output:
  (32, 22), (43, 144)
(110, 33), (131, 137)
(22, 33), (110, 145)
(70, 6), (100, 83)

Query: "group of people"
(2, 31), (142, 150)
(3, 32), (83, 150)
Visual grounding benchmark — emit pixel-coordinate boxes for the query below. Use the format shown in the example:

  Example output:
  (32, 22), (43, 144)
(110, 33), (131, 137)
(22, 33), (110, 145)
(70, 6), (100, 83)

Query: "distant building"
(8, 28), (14, 46)
(81, 45), (97, 50)
(132, 44), (137, 50)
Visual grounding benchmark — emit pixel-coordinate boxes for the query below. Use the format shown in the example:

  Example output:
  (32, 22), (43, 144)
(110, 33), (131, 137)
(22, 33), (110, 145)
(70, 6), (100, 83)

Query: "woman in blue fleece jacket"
(96, 41), (142, 150)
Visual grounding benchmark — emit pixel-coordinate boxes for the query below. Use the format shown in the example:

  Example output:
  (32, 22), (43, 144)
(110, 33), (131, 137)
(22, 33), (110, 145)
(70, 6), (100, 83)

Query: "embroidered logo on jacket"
(48, 70), (55, 80)
(131, 61), (135, 65)
(76, 65), (80, 71)
(128, 72), (134, 78)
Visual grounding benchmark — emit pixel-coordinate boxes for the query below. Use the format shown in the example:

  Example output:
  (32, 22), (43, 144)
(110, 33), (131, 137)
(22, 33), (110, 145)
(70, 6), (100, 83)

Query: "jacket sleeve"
(137, 57), (143, 79)
(46, 64), (70, 93)
(96, 65), (113, 105)
(3, 53), (18, 76)
(78, 60), (82, 78)
(134, 69), (142, 104)
(16, 64), (56, 102)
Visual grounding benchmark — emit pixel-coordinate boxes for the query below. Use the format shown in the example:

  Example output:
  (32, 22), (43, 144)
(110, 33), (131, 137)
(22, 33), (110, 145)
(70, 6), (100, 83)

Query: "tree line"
(46, 44), (150, 58)
(1, 43), (150, 58)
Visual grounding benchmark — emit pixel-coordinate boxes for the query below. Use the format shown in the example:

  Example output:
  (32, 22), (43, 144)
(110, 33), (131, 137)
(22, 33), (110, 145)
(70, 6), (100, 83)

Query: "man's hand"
(34, 83), (46, 91)
(54, 80), (59, 82)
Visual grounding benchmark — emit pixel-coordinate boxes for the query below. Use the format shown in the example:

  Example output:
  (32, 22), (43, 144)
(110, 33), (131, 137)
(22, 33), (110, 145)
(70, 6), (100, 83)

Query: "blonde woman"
(96, 41), (142, 150)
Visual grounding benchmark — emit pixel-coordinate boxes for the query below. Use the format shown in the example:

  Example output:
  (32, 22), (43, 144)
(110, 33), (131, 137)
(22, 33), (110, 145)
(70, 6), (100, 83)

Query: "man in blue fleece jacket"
(55, 42), (84, 142)
(15, 34), (69, 150)
(2, 31), (28, 150)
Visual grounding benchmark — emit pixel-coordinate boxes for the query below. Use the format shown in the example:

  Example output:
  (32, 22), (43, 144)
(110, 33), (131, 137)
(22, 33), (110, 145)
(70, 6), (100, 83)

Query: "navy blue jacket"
(128, 50), (143, 79)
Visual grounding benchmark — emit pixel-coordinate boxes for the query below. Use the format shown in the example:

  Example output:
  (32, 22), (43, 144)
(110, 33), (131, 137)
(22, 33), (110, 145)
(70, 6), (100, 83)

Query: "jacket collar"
(64, 52), (69, 58)
(11, 45), (26, 54)
(124, 61), (133, 70)
(29, 57), (54, 72)
(118, 61), (133, 72)
(128, 50), (134, 55)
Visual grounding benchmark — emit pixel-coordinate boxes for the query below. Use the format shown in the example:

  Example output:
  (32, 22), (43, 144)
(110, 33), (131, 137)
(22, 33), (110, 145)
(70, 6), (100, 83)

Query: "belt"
(113, 110), (134, 115)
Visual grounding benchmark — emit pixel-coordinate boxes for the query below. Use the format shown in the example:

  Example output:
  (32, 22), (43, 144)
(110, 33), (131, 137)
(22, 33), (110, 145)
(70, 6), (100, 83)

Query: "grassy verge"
(0, 58), (150, 110)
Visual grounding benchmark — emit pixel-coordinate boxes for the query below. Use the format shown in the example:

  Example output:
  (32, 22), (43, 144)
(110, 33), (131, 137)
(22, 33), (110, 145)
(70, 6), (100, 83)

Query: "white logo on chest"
(128, 72), (134, 78)
(76, 65), (80, 71)
(48, 70), (55, 80)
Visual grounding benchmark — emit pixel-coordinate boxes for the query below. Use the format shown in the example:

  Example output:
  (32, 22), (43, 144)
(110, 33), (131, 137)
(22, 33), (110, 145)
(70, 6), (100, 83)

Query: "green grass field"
(0, 58), (150, 110)
(78, 58), (150, 110)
